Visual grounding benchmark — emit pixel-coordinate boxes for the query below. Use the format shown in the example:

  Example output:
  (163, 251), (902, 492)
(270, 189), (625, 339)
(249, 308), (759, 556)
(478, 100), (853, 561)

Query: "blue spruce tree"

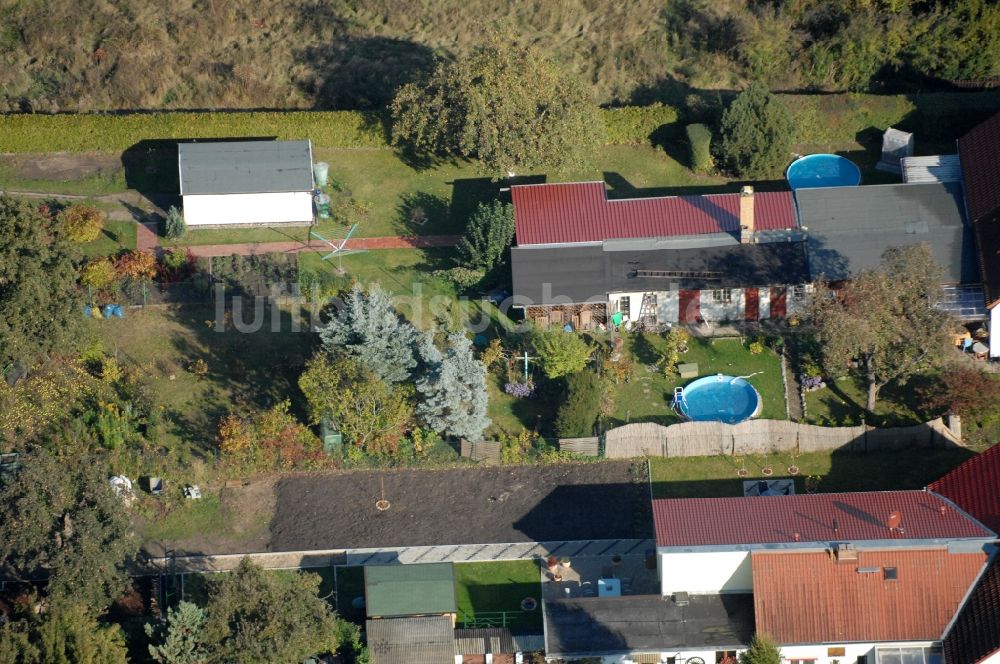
(416, 333), (491, 441)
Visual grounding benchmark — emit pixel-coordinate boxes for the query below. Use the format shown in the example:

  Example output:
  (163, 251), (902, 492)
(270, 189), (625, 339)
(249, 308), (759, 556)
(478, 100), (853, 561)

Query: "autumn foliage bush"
(114, 249), (157, 281)
(216, 401), (326, 471)
(59, 203), (104, 243)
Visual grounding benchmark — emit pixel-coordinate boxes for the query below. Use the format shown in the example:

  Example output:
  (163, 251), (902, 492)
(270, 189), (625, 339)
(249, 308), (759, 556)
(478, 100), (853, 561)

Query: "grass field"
(80, 219), (137, 257)
(608, 335), (786, 428)
(454, 560), (543, 630)
(803, 373), (936, 427)
(649, 447), (974, 499)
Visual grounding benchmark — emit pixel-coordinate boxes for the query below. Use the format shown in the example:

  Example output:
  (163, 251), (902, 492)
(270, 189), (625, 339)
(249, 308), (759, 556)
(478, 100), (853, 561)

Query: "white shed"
(178, 140), (315, 227)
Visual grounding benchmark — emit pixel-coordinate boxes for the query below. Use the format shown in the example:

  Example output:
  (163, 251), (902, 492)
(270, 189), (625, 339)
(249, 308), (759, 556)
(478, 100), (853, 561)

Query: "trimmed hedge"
(1, 91), (996, 154)
(601, 102), (680, 145)
(0, 110), (389, 153)
(685, 123), (713, 173)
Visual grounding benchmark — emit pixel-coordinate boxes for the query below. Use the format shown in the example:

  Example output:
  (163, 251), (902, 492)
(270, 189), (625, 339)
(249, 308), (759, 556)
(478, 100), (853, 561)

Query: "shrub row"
(1, 91), (997, 154)
(0, 110), (389, 153)
(600, 102), (680, 145)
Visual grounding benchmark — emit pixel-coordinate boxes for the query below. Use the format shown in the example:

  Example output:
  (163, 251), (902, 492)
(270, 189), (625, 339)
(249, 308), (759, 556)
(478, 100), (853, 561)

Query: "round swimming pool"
(786, 153), (862, 190)
(675, 374), (762, 424)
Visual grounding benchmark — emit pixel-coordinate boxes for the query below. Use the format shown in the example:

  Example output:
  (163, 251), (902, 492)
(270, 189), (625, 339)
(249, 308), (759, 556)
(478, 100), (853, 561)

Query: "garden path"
(181, 234), (460, 257)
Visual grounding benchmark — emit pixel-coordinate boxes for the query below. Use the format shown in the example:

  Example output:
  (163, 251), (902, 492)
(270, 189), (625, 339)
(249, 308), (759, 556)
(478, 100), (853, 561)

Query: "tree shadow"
(396, 191), (451, 235)
(603, 170), (788, 199)
(294, 36), (438, 110)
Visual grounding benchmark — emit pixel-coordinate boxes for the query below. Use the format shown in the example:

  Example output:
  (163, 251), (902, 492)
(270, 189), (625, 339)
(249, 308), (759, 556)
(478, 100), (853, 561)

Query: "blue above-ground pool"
(675, 374), (762, 424)
(786, 153), (862, 190)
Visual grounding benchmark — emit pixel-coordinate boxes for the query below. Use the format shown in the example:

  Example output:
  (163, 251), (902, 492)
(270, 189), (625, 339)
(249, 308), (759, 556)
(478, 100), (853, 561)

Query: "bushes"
(717, 83), (794, 178)
(555, 371), (603, 438)
(601, 103), (680, 145)
(685, 123), (713, 173)
(59, 203), (104, 242)
(456, 201), (516, 273)
(0, 110), (388, 153)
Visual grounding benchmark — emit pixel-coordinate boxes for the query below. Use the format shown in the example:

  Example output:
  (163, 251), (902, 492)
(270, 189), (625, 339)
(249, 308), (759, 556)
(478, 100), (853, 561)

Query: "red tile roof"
(510, 182), (797, 246)
(944, 556), (1000, 664)
(652, 491), (993, 547)
(753, 549), (987, 644)
(929, 444), (1000, 534)
(958, 111), (1000, 223)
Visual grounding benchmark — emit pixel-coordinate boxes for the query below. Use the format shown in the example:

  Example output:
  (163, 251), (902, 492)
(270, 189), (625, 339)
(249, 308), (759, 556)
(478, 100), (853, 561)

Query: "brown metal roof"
(652, 491), (993, 548)
(944, 556), (1000, 664)
(511, 182), (797, 246)
(365, 616), (454, 664)
(752, 549), (987, 644)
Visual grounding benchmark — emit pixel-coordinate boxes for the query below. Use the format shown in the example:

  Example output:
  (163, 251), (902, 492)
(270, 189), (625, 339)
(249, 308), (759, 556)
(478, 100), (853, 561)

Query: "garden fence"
(558, 437), (600, 457)
(460, 439), (501, 464)
(603, 417), (960, 459)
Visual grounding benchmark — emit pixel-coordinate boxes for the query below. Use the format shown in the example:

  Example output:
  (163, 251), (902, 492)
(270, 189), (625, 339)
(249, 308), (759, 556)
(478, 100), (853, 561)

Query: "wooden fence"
(603, 417), (961, 459)
(558, 437), (600, 457)
(460, 439), (502, 464)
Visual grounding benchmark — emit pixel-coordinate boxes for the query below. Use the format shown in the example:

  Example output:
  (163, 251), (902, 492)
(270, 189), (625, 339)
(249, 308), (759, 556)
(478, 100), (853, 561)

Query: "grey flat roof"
(543, 594), (754, 657)
(365, 616), (454, 664)
(511, 241), (809, 305)
(796, 182), (976, 283)
(178, 140), (313, 195)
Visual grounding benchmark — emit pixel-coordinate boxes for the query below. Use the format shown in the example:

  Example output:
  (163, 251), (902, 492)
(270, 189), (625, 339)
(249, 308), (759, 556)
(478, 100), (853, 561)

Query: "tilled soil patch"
(269, 462), (652, 551)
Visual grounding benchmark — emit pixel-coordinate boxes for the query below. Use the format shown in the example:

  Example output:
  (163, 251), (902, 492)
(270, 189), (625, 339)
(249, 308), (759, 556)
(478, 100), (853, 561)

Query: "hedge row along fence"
(0, 104), (679, 153)
(1, 92), (997, 154)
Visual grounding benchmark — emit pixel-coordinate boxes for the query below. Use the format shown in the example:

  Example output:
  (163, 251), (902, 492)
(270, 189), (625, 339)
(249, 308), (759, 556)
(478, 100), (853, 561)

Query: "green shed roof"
(365, 563), (457, 618)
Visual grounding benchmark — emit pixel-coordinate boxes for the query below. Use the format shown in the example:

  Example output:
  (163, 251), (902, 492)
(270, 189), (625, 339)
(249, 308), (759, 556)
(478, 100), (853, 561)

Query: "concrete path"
(136, 538), (655, 575)
(182, 234), (460, 257)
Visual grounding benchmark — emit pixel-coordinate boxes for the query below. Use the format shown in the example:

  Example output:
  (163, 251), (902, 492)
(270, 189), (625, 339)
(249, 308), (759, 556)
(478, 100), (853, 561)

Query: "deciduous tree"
(200, 558), (349, 664)
(808, 244), (950, 413)
(456, 200), (516, 273)
(0, 196), (82, 368)
(391, 29), (602, 175)
(318, 283), (418, 384)
(533, 329), (595, 379)
(80, 257), (117, 289)
(114, 249), (157, 281)
(0, 599), (128, 664)
(299, 353), (413, 455)
(0, 450), (136, 612)
(415, 333), (491, 441)
(716, 82), (794, 178)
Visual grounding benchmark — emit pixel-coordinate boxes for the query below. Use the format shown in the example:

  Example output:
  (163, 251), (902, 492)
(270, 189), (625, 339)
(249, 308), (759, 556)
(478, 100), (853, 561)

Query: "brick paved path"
(182, 234), (460, 257)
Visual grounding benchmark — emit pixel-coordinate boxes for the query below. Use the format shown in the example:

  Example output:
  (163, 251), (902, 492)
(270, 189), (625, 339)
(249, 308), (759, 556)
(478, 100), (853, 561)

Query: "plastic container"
(313, 162), (329, 188)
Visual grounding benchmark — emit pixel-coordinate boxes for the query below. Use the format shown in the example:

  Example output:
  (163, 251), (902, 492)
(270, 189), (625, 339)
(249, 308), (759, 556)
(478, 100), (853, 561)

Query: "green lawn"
(80, 219), (137, 257)
(454, 560), (543, 631)
(608, 335), (786, 428)
(649, 447), (974, 499)
(803, 373), (937, 428)
(0, 161), (129, 196)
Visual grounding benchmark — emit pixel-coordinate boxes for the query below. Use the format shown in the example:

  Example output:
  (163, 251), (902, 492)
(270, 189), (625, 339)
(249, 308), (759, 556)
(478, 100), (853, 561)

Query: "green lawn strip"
(803, 373), (936, 427)
(0, 161), (129, 196)
(453, 560), (542, 631)
(334, 566), (366, 624)
(142, 492), (227, 542)
(609, 335), (785, 427)
(649, 447), (973, 499)
(80, 219), (137, 257)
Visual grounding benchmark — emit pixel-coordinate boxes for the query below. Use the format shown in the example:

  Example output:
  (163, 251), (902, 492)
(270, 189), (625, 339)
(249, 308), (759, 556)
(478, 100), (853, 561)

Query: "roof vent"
(857, 566), (882, 574)
(673, 592), (690, 607)
(834, 543), (858, 563)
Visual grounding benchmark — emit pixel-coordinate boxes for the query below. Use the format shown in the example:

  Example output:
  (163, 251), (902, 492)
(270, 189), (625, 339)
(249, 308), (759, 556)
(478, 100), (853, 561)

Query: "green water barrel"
(313, 161), (329, 187)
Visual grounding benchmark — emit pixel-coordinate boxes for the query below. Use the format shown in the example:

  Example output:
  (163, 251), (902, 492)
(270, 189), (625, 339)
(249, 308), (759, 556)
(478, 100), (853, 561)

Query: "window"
(788, 659), (816, 664)
(711, 289), (733, 304)
(828, 648), (847, 657)
(791, 285), (809, 300)
(884, 566), (898, 581)
(876, 647), (942, 664)
(716, 651), (738, 664)
(619, 296), (631, 319)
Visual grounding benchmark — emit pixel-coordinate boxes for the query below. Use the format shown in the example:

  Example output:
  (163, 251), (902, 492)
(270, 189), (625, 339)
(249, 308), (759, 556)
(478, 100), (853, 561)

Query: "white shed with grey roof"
(178, 140), (314, 226)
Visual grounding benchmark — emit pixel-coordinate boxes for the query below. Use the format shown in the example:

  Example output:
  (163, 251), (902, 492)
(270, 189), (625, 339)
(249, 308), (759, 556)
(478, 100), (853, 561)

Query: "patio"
(540, 553), (659, 601)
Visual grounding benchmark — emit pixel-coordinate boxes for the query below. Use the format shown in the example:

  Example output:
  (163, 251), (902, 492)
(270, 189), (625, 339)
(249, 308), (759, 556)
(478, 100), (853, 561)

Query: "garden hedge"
(685, 123), (713, 173)
(1, 91), (997, 153)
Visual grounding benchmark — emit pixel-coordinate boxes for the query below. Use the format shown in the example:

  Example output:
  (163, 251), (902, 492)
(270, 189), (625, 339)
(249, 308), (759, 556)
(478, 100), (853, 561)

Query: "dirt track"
(269, 462), (652, 551)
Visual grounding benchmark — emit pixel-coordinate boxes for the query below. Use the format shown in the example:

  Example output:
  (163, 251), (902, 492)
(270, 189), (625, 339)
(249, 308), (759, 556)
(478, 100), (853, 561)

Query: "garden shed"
(177, 140), (314, 226)
(364, 562), (457, 619)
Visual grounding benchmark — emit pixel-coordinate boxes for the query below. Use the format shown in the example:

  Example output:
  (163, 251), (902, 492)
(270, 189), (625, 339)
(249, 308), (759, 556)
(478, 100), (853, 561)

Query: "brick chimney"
(739, 185), (755, 244)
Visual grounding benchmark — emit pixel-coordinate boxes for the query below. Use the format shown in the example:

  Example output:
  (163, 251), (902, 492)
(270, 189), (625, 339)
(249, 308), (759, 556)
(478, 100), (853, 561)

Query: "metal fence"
(603, 417), (961, 459)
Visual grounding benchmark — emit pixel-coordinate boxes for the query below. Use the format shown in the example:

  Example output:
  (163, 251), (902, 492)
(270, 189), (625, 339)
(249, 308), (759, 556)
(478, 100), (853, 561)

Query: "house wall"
(779, 641), (937, 664)
(659, 551), (752, 595)
(182, 191), (313, 226)
(978, 648), (1000, 664)
(992, 306), (1000, 358)
(700, 288), (745, 321)
(608, 284), (804, 325)
(546, 647), (728, 664)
